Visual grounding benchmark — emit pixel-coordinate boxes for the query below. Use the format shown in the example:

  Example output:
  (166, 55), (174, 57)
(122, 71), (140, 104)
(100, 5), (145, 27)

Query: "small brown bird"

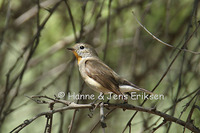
(68, 43), (153, 95)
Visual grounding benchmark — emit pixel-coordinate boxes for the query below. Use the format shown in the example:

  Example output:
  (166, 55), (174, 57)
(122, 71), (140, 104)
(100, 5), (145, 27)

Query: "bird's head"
(67, 43), (98, 64)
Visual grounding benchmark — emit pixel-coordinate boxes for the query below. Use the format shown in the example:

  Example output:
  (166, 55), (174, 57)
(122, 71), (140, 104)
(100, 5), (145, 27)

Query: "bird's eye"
(80, 46), (84, 49)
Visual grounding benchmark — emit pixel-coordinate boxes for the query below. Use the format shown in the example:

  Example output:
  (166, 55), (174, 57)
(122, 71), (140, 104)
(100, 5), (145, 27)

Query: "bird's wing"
(85, 59), (122, 95)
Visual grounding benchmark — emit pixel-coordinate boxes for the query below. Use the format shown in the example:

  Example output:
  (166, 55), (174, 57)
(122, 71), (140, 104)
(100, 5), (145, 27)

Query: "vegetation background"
(0, 0), (200, 132)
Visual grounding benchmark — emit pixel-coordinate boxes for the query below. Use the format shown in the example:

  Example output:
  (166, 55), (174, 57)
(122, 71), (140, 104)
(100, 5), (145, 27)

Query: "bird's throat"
(73, 51), (82, 64)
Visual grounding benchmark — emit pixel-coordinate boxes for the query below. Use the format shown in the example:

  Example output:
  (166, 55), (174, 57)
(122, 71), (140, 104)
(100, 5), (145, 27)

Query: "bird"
(67, 43), (153, 96)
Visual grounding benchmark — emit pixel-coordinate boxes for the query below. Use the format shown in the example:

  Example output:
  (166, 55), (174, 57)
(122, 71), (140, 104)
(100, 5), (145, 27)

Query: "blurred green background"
(0, 0), (200, 132)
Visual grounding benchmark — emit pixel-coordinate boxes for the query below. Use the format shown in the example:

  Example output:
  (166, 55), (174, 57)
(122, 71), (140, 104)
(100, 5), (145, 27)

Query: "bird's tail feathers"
(119, 85), (153, 95)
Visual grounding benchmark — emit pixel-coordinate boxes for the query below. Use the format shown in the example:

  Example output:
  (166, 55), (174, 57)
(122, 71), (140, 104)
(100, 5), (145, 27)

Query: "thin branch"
(0, 2), (62, 128)
(68, 110), (77, 133)
(179, 89), (199, 119)
(0, 0), (11, 47)
(10, 101), (200, 133)
(100, 102), (106, 133)
(14, 0), (61, 26)
(63, 0), (78, 42)
(132, 11), (200, 55)
(122, 15), (200, 133)
(90, 108), (116, 133)
(77, 1), (87, 42)
(151, 119), (167, 133)
(44, 102), (54, 133)
(103, 0), (112, 61)
(28, 95), (71, 105)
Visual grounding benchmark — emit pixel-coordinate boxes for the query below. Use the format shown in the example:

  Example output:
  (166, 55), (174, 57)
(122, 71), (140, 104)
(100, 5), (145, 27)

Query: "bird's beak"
(67, 47), (75, 51)
(67, 47), (81, 63)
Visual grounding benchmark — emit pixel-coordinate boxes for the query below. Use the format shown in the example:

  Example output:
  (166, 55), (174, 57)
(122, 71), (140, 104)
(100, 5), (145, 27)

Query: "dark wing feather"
(85, 59), (122, 95)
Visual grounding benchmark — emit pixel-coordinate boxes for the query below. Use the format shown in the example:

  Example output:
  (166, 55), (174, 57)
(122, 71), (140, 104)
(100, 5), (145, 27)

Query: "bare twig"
(44, 102), (54, 133)
(100, 102), (106, 132)
(77, 1), (87, 42)
(151, 119), (167, 133)
(122, 14), (200, 133)
(28, 95), (71, 105)
(0, 2), (62, 128)
(90, 108), (116, 133)
(14, 0), (61, 26)
(10, 101), (200, 133)
(0, 0), (11, 47)
(132, 11), (200, 55)
(68, 109), (78, 133)
(103, 0), (112, 61)
(63, 0), (78, 42)
(179, 89), (199, 119)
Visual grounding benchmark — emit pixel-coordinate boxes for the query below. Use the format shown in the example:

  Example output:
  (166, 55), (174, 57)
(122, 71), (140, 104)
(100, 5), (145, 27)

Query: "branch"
(10, 101), (200, 133)
(123, 15), (200, 132)
(14, 0), (61, 26)
(103, 0), (112, 61)
(132, 11), (200, 55)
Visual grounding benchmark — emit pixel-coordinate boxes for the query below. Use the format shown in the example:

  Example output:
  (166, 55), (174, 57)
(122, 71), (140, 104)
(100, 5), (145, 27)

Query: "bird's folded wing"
(85, 59), (122, 95)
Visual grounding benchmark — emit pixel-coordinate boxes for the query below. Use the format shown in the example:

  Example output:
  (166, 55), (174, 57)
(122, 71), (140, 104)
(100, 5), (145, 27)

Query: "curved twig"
(10, 101), (200, 133)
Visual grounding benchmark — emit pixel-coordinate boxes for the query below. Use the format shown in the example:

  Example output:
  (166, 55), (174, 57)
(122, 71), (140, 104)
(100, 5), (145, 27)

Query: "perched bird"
(67, 43), (153, 96)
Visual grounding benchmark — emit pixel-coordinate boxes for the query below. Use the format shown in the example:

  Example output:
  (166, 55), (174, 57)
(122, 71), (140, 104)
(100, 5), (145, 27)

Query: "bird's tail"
(119, 85), (154, 95)
(137, 87), (154, 95)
